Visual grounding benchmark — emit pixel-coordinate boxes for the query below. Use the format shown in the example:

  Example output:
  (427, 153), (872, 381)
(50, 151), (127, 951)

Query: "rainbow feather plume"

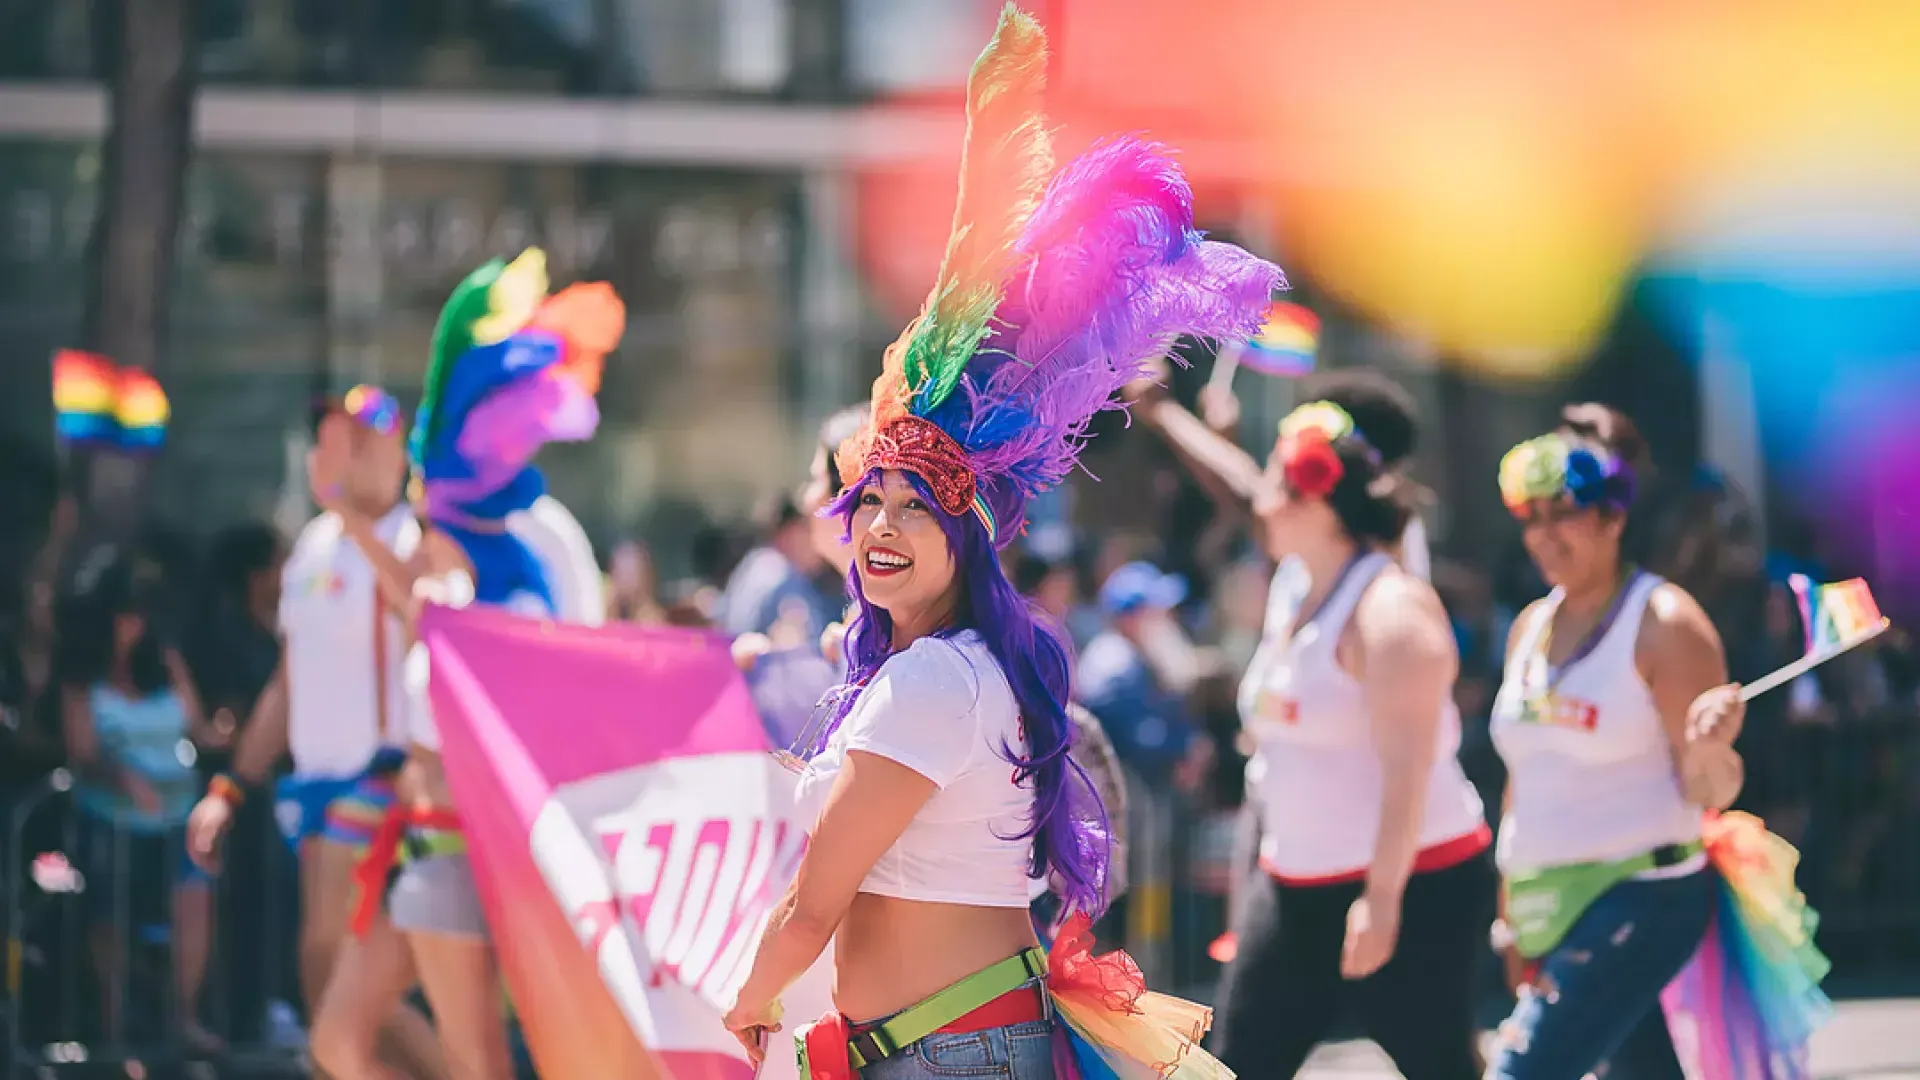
(857, 3), (1053, 443)
(839, 5), (1285, 550)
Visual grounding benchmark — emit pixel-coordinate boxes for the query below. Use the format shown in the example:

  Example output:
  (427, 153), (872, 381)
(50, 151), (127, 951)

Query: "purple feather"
(958, 137), (1283, 501)
(430, 367), (600, 507)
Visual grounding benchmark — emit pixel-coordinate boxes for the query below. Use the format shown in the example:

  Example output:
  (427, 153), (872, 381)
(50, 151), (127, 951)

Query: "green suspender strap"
(1505, 840), (1705, 959)
(797, 947), (1048, 1078)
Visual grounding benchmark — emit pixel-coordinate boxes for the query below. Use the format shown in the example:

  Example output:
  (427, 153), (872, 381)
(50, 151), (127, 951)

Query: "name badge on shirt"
(1253, 691), (1300, 727)
(1518, 693), (1599, 732)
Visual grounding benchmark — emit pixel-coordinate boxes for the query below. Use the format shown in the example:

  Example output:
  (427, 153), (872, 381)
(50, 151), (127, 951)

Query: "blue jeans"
(1486, 867), (1718, 1080)
(858, 1020), (1057, 1080)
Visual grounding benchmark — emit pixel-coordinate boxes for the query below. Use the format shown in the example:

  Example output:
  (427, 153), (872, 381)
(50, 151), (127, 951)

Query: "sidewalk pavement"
(1299, 998), (1920, 1079)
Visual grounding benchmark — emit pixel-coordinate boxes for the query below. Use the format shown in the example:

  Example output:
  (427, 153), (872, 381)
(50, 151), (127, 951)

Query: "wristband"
(209, 773), (246, 808)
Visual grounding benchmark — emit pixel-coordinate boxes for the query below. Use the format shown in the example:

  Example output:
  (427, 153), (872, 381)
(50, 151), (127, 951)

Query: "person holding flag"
(1486, 404), (1829, 1080)
(186, 388), (445, 1079)
(308, 248), (624, 1080)
(719, 7), (1282, 1077)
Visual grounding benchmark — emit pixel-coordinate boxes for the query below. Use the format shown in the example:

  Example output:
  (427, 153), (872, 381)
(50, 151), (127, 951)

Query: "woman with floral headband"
(1484, 404), (1826, 1080)
(720, 9), (1279, 1078)
(1130, 371), (1491, 1078)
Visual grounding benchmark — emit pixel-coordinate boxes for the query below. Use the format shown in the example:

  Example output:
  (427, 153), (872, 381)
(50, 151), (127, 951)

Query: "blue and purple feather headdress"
(836, 4), (1285, 546)
(411, 248), (625, 607)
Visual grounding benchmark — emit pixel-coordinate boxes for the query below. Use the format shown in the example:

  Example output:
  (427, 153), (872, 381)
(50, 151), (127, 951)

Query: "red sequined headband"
(856, 416), (998, 541)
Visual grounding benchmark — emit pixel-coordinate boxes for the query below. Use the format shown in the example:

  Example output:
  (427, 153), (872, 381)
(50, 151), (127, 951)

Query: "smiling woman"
(717, 8), (1282, 1078)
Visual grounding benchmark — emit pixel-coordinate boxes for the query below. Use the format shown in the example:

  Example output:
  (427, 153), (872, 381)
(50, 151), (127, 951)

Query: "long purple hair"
(815, 469), (1112, 917)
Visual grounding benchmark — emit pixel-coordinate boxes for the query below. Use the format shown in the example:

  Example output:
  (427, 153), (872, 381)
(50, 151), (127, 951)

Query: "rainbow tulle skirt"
(1659, 811), (1832, 1080)
(1042, 915), (1233, 1080)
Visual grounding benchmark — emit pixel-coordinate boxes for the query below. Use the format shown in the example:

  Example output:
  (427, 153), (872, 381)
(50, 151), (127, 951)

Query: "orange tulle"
(1047, 914), (1232, 1079)
(1050, 913), (1148, 1016)
(532, 282), (626, 396)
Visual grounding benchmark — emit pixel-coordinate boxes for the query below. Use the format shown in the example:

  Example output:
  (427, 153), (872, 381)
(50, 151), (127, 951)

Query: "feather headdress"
(838, 4), (1284, 546)
(412, 247), (625, 607)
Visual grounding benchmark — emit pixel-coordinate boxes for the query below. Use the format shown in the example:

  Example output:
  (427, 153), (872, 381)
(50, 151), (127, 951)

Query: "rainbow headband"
(1499, 432), (1634, 515)
(1274, 400), (1376, 498)
(340, 384), (401, 434)
(858, 417), (999, 543)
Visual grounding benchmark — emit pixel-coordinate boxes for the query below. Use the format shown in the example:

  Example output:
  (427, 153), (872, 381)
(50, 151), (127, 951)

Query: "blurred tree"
(78, 0), (201, 539)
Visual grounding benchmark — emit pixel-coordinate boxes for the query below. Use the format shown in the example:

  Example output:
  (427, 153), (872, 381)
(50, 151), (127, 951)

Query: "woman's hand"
(1340, 889), (1402, 979)
(187, 793), (235, 872)
(722, 995), (783, 1067)
(1687, 683), (1744, 745)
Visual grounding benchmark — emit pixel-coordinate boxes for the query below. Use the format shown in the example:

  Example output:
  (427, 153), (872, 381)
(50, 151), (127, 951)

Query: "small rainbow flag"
(1240, 300), (1320, 376)
(1789, 575), (1888, 653)
(51, 349), (169, 452)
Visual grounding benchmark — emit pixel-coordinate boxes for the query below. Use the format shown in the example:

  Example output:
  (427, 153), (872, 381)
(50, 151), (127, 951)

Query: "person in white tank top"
(183, 387), (447, 1079)
(1133, 370), (1491, 1080)
(1485, 404), (1748, 1080)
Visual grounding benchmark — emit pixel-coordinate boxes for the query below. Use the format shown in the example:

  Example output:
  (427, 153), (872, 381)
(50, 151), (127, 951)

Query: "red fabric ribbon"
(803, 1012), (855, 1080)
(349, 804), (407, 939)
(1047, 912), (1146, 1016)
(347, 805), (465, 938)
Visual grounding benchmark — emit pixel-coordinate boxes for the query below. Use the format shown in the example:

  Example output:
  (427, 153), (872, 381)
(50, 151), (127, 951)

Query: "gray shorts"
(388, 853), (490, 940)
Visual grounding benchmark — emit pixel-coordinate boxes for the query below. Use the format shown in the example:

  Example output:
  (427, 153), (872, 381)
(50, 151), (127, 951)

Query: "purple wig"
(816, 470), (1113, 917)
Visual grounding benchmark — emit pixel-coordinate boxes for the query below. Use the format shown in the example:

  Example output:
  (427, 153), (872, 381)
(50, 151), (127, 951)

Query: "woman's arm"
(1355, 571), (1459, 905)
(730, 750), (937, 1014)
(342, 516), (471, 625)
(1640, 583), (1741, 810)
(1137, 396), (1270, 512)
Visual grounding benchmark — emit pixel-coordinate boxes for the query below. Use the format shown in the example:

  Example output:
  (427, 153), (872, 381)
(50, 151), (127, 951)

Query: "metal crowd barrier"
(4, 770), (309, 1080)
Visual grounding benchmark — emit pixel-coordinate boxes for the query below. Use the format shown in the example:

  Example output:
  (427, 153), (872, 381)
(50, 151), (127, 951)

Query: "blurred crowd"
(3, 385), (1918, 1060)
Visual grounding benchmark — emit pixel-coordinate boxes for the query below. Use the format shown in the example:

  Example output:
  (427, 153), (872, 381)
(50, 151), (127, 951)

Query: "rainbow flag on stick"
(1237, 300), (1320, 377)
(422, 605), (832, 1080)
(52, 349), (170, 452)
(1739, 576), (1890, 702)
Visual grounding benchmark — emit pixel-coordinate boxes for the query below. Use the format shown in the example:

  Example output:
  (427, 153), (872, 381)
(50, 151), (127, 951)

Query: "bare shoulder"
(1357, 563), (1449, 625)
(1640, 581), (1720, 650)
(1355, 565), (1454, 659)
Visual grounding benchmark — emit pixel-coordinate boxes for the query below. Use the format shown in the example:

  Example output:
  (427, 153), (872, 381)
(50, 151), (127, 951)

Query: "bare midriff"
(831, 892), (1040, 1022)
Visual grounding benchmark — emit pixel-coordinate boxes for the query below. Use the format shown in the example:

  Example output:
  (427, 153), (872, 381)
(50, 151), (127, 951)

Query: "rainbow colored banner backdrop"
(1239, 300), (1320, 376)
(421, 605), (832, 1080)
(52, 349), (170, 451)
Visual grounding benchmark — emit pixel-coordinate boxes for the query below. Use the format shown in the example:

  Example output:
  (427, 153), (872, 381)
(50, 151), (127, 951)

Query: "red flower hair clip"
(1276, 400), (1361, 499)
(1282, 428), (1345, 498)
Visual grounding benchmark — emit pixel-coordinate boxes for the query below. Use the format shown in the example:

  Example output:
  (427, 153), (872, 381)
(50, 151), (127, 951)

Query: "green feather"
(898, 5), (1052, 417)
(412, 258), (504, 464)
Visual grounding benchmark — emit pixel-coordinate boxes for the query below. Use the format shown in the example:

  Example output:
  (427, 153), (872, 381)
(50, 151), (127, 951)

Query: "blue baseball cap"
(1099, 561), (1187, 616)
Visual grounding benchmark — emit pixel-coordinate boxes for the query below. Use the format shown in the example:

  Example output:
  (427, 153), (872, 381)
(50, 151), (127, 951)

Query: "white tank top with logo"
(1490, 572), (1703, 875)
(1237, 553), (1487, 881)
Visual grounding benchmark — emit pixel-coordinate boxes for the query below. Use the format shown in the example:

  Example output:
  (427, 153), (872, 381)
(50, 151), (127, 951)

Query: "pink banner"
(422, 605), (830, 1080)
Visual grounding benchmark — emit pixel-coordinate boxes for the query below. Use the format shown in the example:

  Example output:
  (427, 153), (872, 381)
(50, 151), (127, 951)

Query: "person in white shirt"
(186, 388), (444, 1079)
(1484, 405), (1745, 1080)
(1133, 371), (1490, 1080)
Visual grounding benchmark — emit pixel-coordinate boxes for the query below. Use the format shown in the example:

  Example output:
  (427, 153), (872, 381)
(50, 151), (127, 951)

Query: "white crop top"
(1490, 572), (1703, 874)
(1237, 553), (1486, 880)
(793, 631), (1035, 908)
